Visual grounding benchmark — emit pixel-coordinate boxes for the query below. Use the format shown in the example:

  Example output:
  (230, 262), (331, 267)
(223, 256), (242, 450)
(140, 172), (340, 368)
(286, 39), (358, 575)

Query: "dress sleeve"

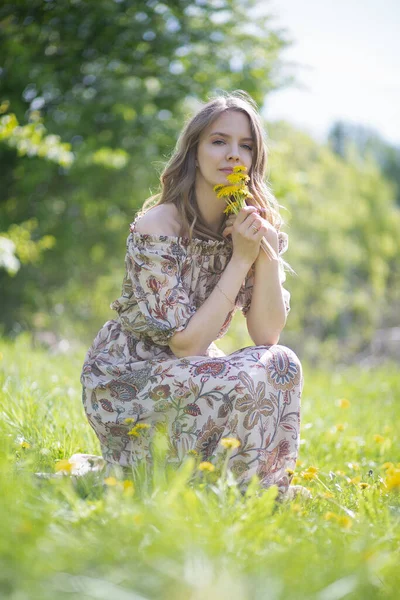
(238, 231), (291, 317)
(126, 234), (197, 346)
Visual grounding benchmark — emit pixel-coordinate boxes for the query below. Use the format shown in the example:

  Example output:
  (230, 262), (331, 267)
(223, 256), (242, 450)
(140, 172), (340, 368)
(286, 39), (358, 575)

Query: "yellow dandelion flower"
(216, 184), (242, 199)
(321, 492), (335, 499)
(55, 459), (73, 473)
(301, 471), (317, 481)
(306, 466), (319, 474)
(232, 165), (247, 173)
(359, 482), (370, 489)
(128, 428), (140, 437)
(123, 480), (135, 496)
(124, 418), (135, 424)
(198, 461), (215, 472)
(20, 441), (31, 449)
(135, 423), (150, 431)
(324, 512), (338, 521)
(373, 434), (385, 444)
(335, 423), (346, 432)
(220, 437), (241, 450)
(386, 472), (400, 491)
(225, 173), (249, 184)
(337, 398), (350, 408)
(382, 462), (393, 470)
(286, 468), (295, 476)
(338, 516), (353, 529)
(104, 476), (118, 486)
(348, 476), (362, 485)
(187, 449), (199, 456)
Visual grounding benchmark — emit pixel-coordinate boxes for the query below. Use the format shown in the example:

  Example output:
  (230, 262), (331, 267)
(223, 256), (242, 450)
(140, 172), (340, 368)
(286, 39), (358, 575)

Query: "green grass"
(1, 333), (399, 599)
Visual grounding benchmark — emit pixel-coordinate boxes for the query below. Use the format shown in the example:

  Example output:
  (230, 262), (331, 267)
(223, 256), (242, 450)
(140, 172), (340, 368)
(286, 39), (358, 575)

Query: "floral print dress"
(80, 216), (303, 496)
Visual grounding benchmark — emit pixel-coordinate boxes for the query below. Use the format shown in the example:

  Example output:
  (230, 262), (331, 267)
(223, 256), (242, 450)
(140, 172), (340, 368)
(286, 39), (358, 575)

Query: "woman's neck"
(194, 180), (226, 234)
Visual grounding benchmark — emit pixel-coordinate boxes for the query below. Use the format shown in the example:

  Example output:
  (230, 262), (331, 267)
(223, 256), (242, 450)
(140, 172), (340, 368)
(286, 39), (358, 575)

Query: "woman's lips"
(220, 168), (233, 173)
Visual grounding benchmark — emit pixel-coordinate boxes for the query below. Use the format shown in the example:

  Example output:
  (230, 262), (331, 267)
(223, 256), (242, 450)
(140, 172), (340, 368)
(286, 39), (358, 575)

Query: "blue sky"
(259, 0), (400, 147)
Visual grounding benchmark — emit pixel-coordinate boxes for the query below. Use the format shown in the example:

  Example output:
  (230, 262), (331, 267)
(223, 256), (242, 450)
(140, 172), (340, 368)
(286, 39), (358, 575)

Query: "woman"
(80, 90), (309, 500)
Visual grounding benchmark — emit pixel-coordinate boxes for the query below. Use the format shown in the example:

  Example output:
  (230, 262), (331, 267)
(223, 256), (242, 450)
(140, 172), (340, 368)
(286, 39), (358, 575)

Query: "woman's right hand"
(222, 206), (265, 266)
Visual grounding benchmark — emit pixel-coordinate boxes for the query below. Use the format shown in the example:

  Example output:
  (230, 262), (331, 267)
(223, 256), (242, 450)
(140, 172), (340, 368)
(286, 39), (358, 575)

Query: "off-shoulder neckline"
(129, 220), (232, 251)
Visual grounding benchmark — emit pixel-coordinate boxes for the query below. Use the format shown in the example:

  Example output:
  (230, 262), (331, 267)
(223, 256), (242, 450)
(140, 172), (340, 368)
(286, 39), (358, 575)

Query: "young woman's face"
(196, 110), (254, 188)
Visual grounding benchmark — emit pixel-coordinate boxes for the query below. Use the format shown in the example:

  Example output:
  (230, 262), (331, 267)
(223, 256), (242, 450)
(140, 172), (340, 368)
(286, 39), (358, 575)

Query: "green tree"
(0, 0), (294, 336)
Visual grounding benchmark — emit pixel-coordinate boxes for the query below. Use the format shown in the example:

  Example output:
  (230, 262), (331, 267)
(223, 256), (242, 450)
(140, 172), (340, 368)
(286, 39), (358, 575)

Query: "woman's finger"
(222, 225), (233, 238)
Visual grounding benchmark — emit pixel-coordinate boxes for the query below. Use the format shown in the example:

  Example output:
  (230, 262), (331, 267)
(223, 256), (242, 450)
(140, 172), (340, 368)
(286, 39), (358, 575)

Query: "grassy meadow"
(1, 333), (399, 599)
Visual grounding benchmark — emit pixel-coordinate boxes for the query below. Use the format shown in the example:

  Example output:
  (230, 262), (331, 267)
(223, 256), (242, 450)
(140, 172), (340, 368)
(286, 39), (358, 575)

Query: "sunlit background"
(263, 0), (400, 146)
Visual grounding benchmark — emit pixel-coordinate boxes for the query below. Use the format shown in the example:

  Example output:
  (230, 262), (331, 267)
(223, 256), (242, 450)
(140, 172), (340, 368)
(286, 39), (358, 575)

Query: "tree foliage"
(0, 0), (292, 333)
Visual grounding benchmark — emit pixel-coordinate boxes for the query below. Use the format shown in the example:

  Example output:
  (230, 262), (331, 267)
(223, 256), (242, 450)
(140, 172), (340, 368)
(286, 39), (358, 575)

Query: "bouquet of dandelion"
(214, 165), (278, 260)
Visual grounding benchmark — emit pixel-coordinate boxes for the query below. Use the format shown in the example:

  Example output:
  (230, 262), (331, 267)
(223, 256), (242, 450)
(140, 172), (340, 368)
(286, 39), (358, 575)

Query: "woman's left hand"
(222, 208), (279, 250)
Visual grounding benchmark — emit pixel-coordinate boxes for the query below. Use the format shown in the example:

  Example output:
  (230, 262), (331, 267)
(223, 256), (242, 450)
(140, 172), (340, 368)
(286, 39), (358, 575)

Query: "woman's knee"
(273, 344), (302, 370)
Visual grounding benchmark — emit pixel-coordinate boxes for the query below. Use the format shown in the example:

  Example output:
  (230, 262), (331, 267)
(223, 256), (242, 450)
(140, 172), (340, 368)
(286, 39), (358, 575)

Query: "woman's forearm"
(246, 249), (287, 345)
(169, 256), (251, 357)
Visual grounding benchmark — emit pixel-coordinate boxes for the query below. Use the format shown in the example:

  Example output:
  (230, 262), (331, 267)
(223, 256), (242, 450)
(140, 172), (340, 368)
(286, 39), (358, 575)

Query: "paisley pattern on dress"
(81, 217), (301, 496)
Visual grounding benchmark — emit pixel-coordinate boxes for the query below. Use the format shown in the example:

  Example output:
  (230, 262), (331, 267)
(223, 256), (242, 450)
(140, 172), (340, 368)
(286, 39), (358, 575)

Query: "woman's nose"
(227, 148), (240, 160)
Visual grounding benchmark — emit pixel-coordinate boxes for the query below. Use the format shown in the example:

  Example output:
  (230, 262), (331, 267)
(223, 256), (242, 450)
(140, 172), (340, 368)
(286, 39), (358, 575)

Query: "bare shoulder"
(134, 204), (182, 236)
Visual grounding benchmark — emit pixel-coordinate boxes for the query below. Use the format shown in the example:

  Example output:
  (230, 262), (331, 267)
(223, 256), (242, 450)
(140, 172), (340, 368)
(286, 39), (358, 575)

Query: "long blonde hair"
(136, 90), (283, 242)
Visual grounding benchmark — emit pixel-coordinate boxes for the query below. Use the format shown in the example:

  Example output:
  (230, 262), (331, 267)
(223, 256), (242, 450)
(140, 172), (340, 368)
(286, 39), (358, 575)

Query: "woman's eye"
(212, 140), (253, 151)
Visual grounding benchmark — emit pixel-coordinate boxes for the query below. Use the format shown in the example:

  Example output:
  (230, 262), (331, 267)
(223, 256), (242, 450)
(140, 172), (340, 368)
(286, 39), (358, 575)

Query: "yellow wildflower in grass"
(373, 434), (385, 444)
(124, 418), (135, 424)
(324, 512), (339, 521)
(187, 449), (199, 456)
(301, 471), (317, 481)
(335, 423), (346, 432)
(337, 398), (351, 408)
(338, 516), (353, 529)
(359, 482), (370, 489)
(382, 462), (393, 470)
(291, 476), (301, 485)
(55, 459), (73, 473)
(198, 461), (215, 473)
(321, 492), (335, 499)
(285, 468), (295, 476)
(306, 466), (319, 474)
(123, 480), (135, 496)
(128, 423), (151, 437)
(385, 470), (400, 491)
(104, 476), (118, 486)
(220, 437), (241, 450)
(348, 476), (362, 485)
(300, 466), (319, 481)
(20, 441), (30, 449)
